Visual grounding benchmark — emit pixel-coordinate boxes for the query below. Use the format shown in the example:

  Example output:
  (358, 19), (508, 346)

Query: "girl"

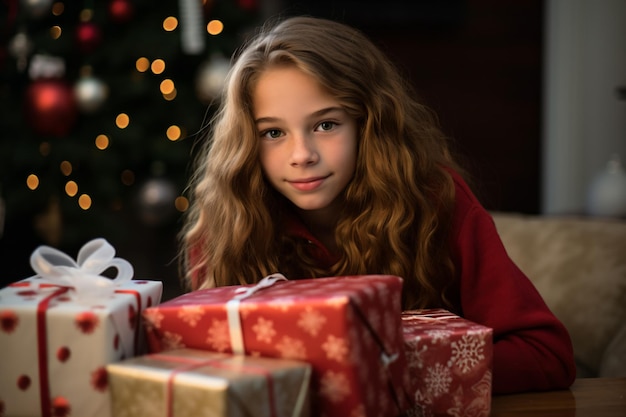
(181, 16), (576, 394)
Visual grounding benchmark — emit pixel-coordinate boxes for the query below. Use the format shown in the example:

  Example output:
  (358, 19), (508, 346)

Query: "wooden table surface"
(491, 377), (626, 416)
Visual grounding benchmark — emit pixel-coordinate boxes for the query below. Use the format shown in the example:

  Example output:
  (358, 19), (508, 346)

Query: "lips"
(288, 175), (329, 191)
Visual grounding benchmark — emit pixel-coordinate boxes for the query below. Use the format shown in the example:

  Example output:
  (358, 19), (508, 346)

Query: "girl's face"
(254, 66), (357, 222)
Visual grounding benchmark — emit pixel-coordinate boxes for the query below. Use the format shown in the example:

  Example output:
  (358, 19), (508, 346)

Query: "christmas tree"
(0, 0), (260, 288)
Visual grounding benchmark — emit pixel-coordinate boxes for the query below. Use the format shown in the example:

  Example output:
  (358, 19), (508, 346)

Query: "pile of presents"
(0, 240), (493, 417)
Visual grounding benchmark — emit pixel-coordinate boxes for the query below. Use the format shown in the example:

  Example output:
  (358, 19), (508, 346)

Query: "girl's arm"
(450, 173), (576, 394)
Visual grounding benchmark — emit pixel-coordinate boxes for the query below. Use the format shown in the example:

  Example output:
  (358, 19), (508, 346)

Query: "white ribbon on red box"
(225, 273), (287, 354)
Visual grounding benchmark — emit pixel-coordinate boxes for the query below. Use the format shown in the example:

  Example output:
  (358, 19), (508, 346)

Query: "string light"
(65, 181), (78, 197)
(166, 125), (181, 141)
(78, 194), (92, 210)
(161, 79), (177, 100)
(136, 57), (150, 72)
(26, 174), (39, 190)
(175, 196), (189, 212)
(151, 59), (165, 75)
(116, 113), (130, 129)
(95, 134), (109, 150)
(163, 89), (177, 101)
(50, 26), (62, 40)
(207, 20), (223, 35)
(160, 79), (175, 95)
(163, 16), (178, 31)
(60, 161), (72, 176)
(52, 2), (64, 16)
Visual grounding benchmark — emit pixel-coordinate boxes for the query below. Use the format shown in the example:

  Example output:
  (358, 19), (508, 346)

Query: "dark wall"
(279, 0), (545, 213)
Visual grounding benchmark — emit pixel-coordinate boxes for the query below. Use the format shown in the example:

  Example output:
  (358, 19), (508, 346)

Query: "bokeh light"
(52, 2), (64, 16)
(166, 125), (181, 141)
(136, 57), (150, 72)
(26, 174), (39, 190)
(50, 26), (62, 39)
(60, 161), (72, 176)
(78, 194), (92, 210)
(160, 79), (175, 95)
(95, 134), (110, 150)
(65, 180), (78, 197)
(175, 196), (189, 212)
(207, 20), (224, 35)
(163, 16), (178, 31)
(116, 113), (130, 129)
(151, 59), (165, 75)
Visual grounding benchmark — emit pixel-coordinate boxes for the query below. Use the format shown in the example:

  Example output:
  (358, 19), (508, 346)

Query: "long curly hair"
(181, 16), (465, 310)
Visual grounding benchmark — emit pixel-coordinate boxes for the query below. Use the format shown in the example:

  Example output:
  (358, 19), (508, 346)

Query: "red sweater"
(284, 171), (576, 394)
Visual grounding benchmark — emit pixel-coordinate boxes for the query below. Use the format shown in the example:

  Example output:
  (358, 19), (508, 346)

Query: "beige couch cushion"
(491, 212), (626, 377)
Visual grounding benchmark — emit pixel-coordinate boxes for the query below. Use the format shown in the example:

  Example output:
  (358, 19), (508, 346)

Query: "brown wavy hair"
(181, 16), (464, 310)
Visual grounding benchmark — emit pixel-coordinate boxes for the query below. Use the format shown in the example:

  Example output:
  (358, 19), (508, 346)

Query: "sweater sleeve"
(450, 175), (576, 394)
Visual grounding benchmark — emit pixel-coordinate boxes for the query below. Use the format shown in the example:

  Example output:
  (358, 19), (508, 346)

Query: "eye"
(260, 129), (283, 140)
(315, 121), (336, 132)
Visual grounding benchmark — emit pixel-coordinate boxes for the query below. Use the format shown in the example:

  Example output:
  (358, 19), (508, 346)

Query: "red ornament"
(24, 79), (77, 137)
(75, 21), (102, 54)
(108, 0), (134, 23)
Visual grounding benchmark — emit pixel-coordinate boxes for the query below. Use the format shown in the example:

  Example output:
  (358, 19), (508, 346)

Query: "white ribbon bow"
(226, 273), (287, 354)
(29, 238), (134, 304)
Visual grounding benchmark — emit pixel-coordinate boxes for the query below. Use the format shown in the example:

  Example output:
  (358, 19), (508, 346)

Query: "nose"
(290, 132), (319, 167)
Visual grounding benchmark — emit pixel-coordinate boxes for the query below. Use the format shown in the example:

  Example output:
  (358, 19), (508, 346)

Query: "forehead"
(252, 66), (338, 119)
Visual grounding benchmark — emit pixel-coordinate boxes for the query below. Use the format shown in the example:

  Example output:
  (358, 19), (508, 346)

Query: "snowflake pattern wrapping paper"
(402, 309), (493, 417)
(106, 348), (312, 417)
(142, 275), (412, 417)
(0, 276), (163, 417)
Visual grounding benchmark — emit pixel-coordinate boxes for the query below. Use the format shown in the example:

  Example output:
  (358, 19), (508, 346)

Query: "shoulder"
(447, 168), (481, 210)
(445, 167), (490, 231)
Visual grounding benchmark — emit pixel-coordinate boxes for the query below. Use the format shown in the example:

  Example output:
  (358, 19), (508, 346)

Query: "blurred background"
(1, 0), (625, 299)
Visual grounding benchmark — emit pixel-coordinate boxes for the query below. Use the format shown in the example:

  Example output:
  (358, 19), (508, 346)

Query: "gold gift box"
(106, 348), (311, 417)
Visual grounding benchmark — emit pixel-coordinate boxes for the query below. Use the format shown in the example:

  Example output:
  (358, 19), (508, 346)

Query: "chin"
(291, 199), (333, 212)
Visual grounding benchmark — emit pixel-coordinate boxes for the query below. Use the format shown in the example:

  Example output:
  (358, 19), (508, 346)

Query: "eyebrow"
(254, 106), (346, 124)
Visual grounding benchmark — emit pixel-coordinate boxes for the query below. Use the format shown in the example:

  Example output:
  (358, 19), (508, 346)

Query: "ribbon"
(37, 286), (70, 417)
(225, 273), (287, 354)
(29, 238), (134, 304)
(401, 311), (461, 324)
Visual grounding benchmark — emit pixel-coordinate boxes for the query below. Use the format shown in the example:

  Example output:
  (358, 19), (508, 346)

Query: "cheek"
(259, 147), (278, 177)
(332, 138), (358, 173)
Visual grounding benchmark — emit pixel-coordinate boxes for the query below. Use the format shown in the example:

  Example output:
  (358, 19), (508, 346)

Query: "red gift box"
(142, 274), (412, 417)
(402, 309), (493, 417)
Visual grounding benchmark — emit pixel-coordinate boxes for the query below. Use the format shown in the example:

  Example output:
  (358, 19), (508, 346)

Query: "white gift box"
(0, 239), (163, 417)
